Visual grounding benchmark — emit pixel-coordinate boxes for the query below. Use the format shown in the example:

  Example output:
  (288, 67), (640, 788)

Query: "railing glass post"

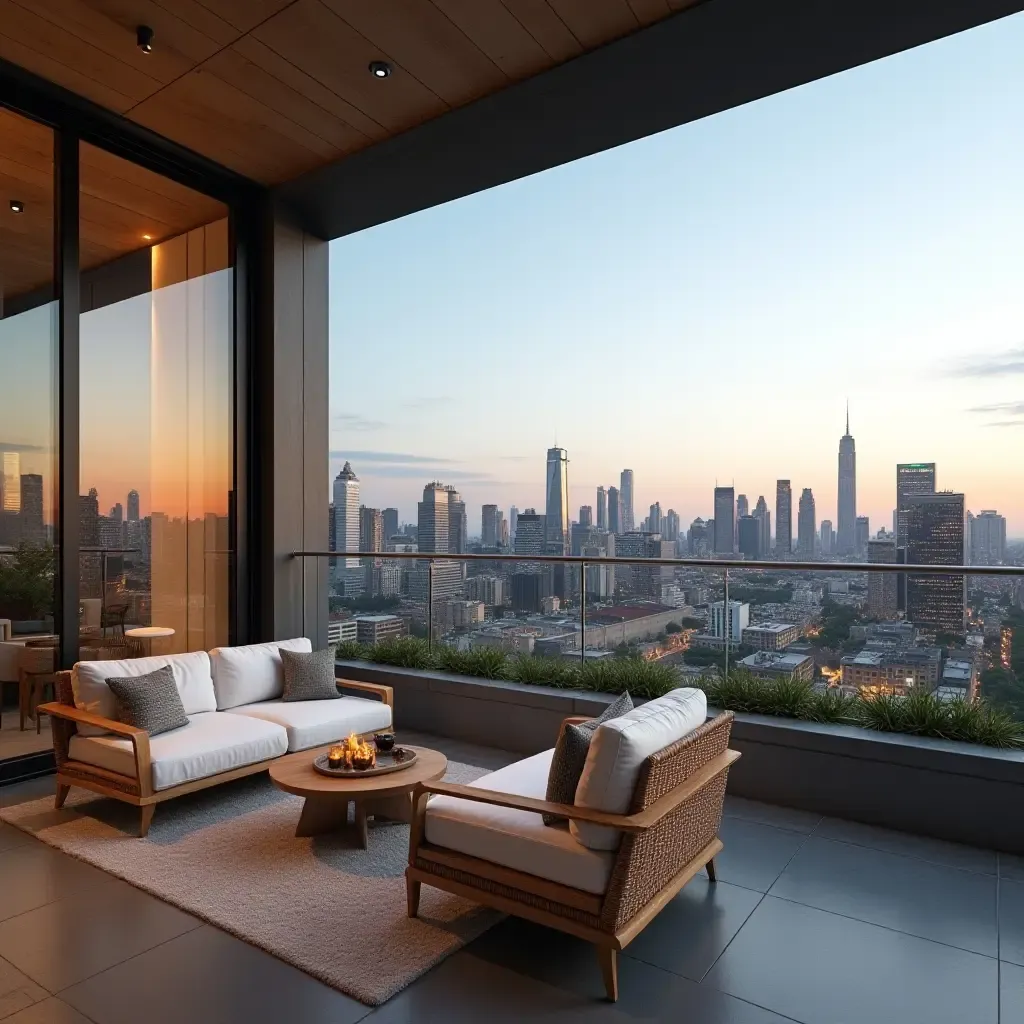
(723, 566), (730, 681)
(426, 557), (434, 651)
(580, 559), (587, 666)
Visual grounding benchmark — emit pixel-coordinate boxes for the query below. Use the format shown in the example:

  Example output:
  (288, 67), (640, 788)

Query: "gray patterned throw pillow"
(106, 666), (189, 736)
(543, 692), (634, 826)
(281, 648), (341, 702)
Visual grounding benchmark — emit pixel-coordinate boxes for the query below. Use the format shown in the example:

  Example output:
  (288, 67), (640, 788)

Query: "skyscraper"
(797, 488), (816, 558)
(509, 506), (519, 546)
(481, 504), (501, 547)
(896, 463), (937, 550)
(579, 505), (593, 528)
(867, 538), (898, 618)
(332, 460), (360, 564)
(971, 510), (1006, 565)
(856, 516), (870, 555)
(836, 406), (857, 555)
(417, 482), (449, 553)
(359, 506), (383, 553)
(738, 515), (760, 559)
(382, 508), (399, 544)
(664, 509), (680, 543)
(513, 509), (545, 557)
(2, 452), (20, 512)
(545, 447), (569, 554)
(775, 480), (792, 555)
(736, 494), (749, 520)
(820, 519), (834, 556)
(607, 486), (620, 534)
(19, 474), (43, 545)
(620, 469), (635, 533)
(754, 496), (771, 557)
(446, 486), (467, 555)
(648, 502), (661, 535)
(127, 489), (140, 522)
(905, 492), (966, 636)
(713, 486), (735, 554)
(596, 487), (607, 530)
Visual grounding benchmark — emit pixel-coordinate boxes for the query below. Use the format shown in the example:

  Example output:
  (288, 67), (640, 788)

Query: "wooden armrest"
(37, 702), (153, 797)
(416, 748), (741, 832)
(335, 677), (394, 709)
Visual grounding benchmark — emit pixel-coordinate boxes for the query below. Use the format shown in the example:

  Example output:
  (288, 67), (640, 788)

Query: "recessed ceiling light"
(9, 200), (24, 214)
(369, 60), (392, 79)
(137, 25), (154, 54)
(142, 234), (153, 241)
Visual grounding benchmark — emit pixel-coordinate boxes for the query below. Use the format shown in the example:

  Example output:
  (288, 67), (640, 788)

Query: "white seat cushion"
(209, 638), (312, 710)
(224, 696), (392, 752)
(425, 750), (615, 895)
(573, 688), (708, 851)
(72, 651), (217, 737)
(68, 712), (288, 791)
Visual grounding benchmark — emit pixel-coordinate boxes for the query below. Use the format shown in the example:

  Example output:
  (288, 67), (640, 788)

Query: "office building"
(836, 407), (857, 554)
(332, 461), (362, 594)
(709, 600), (749, 642)
(736, 494), (749, 520)
(354, 614), (408, 645)
(417, 482), (449, 554)
(579, 505), (593, 528)
(743, 622), (801, 651)
(797, 488), (816, 558)
(841, 646), (942, 696)
(688, 518), (711, 556)
(481, 504), (501, 547)
(466, 575), (504, 606)
(648, 502), (661, 535)
(607, 486), (620, 534)
(738, 514), (760, 559)
(1, 452), (19, 512)
(359, 507), (383, 553)
(905, 492), (966, 636)
(513, 509), (545, 558)
(614, 532), (674, 600)
(596, 486), (607, 530)
(753, 496), (771, 557)
(544, 447), (569, 554)
(856, 516), (870, 555)
(446, 486), (467, 555)
(327, 618), (358, 646)
(18, 473), (44, 545)
(619, 469), (635, 533)
(896, 463), (937, 550)
(775, 480), (792, 555)
(971, 510), (1006, 565)
(713, 486), (735, 554)
(509, 506), (518, 546)
(867, 538), (898, 618)
(127, 489), (140, 522)
(382, 508), (399, 544)
(820, 519), (834, 556)
(739, 650), (814, 682)
(511, 571), (552, 613)
(664, 509), (680, 543)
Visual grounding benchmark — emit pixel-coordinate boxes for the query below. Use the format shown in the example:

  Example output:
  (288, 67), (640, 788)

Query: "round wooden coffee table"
(269, 744), (447, 848)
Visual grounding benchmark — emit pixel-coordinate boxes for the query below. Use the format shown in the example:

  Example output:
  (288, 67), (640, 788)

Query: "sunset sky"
(328, 12), (1024, 537)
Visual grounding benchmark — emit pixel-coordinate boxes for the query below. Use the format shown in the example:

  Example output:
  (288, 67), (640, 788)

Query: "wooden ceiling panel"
(547, 0), (640, 49)
(189, 0), (298, 35)
(499, 0), (584, 62)
(628, 0), (673, 27)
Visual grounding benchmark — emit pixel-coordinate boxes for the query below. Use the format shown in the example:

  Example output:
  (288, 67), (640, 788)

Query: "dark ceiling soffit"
(277, 0), (1024, 242)
(0, 57), (263, 205)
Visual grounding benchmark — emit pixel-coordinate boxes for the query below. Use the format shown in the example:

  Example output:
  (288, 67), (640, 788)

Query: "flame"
(329, 733), (376, 768)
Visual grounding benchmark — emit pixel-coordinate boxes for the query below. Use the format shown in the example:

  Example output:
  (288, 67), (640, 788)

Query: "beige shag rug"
(0, 764), (500, 1006)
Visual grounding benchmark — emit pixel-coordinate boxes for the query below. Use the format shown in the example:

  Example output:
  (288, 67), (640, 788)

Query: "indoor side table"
(124, 626), (175, 657)
(269, 744), (447, 848)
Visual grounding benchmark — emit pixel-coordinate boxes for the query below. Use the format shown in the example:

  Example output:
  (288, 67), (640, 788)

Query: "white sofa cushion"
(425, 750), (615, 895)
(209, 638), (312, 710)
(224, 696), (392, 752)
(68, 712), (288, 791)
(572, 688), (708, 851)
(72, 651), (217, 737)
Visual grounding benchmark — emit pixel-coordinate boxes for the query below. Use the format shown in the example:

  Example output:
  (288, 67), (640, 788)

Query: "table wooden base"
(294, 792), (414, 847)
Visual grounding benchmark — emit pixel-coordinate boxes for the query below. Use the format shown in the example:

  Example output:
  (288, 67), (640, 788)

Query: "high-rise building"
(837, 407), (857, 554)
(736, 494), (749, 520)
(856, 516), (870, 555)
(481, 504), (501, 547)
(896, 463), (937, 550)
(754, 496), (771, 557)
(797, 488), (816, 558)
(513, 509), (545, 558)
(905, 492), (966, 636)
(359, 506), (383, 553)
(79, 490), (101, 599)
(417, 483), (449, 554)
(713, 486), (735, 554)
(579, 505), (593, 528)
(664, 509), (680, 543)
(545, 447), (569, 554)
(509, 506), (518, 545)
(709, 600), (750, 642)
(971, 510), (1006, 565)
(382, 508), (399, 544)
(738, 515), (760, 559)
(446, 486), (467, 555)
(18, 474), (44, 545)
(596, 487), (607, 530)
(619, 469), (635, 533)
(109, 502), (123, 524)
(688, 518), (711, 556)
(614, 532), (674, 600)
(607, 486), (620, 534)
(775, 480), (792, 555)
(332, 462), (361, 587)
(820, 519), (834, 555)
(127, 489), (140, 522)
(648, 502), (661, 535)
(867, 538), (898, 618)
(2, 452), (20, 512)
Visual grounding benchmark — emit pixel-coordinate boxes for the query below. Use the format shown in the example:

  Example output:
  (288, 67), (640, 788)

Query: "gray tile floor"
(0, 735), (1019, 1023)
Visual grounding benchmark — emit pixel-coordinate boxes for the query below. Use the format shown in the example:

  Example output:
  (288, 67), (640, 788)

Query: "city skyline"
(328, 13), (1024, 532)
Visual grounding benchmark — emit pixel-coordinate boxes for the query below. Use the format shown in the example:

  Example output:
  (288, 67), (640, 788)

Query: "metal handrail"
(293, 550), (1023, 577)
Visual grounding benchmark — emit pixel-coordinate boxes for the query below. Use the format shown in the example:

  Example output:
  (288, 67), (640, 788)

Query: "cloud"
(964, 400), (1024, 428)
(331, 413), (387, 432)
(330, 450), (457, 465)
(950, 348), (1024, 378)
(0, 442), (47, 453)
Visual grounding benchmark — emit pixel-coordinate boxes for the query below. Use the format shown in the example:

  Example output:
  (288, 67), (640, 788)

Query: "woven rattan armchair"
(407, 710), (739, 1001)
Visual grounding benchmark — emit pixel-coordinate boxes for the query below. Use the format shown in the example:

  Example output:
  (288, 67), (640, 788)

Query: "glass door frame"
(0, 57), (267, 681)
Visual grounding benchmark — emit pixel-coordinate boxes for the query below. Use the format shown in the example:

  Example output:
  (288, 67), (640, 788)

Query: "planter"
(336, 659), (1024, 853)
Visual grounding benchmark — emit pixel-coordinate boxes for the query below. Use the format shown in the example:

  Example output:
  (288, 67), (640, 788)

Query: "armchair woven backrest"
(51, 670), (77, 767)
(600, 710), (734, 931)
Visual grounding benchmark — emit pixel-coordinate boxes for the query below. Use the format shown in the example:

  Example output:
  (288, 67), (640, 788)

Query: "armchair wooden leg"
(55, 784), (70, 809)
(138, 805), (155, 838)
(706, 856), (717, 883)
(598, 946), (618, 1002)
(406, 874), (421, 918)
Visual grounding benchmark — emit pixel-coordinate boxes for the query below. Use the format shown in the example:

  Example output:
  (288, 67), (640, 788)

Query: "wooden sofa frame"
(38, 670), (394, 837)
(407, 710), (739, 1002)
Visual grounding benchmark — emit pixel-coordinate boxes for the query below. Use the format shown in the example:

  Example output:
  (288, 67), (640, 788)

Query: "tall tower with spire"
(837, 403), (857, 556)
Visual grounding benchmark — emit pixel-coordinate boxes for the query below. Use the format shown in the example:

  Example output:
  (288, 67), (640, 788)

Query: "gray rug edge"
(0, 772), (504, 1007)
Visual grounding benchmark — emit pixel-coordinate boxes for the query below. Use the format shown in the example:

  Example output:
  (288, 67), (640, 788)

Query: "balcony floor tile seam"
(761, 892), (999, 962)
(722, 810), (817, 838)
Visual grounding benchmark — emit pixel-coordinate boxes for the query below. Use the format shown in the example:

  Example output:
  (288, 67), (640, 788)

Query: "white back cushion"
(209, 638), (312, 709)
(72, 651), (216, 736)
(572, 688), (707, 851)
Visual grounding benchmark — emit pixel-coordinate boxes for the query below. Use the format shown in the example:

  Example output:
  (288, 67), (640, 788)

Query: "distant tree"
(679, 616), (705, 630)
(0, 544), (55, 621)
(980, 668), (1024, 723)
(665, 621), (682, 634)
